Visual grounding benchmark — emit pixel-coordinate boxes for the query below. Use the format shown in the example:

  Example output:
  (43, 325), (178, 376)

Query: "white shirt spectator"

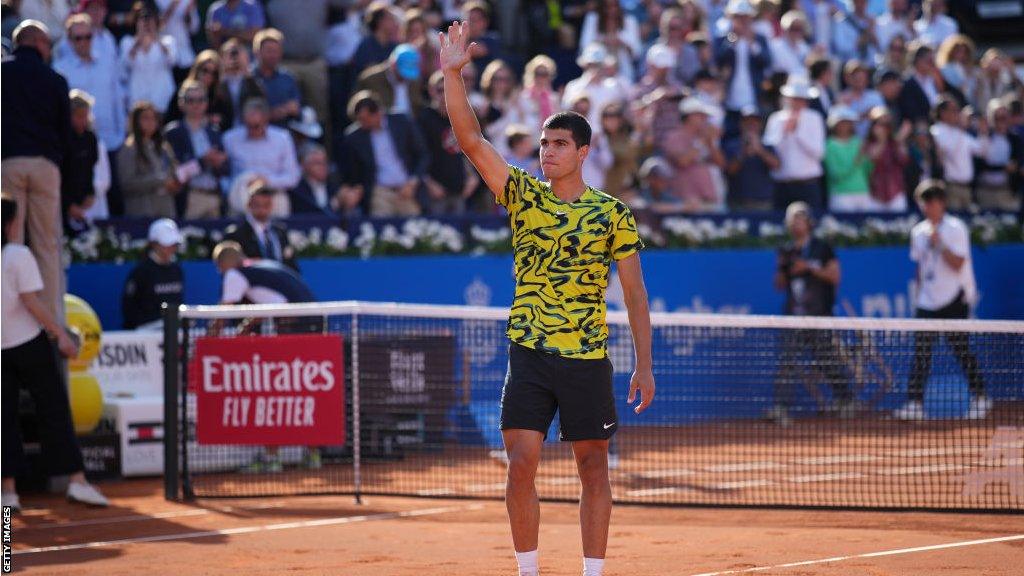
(83, 140), (112, 221)
(769, 37), (810, 76)
(725, 38), (757, 111)
(579, 12), (643, 82)
(222, 125), (301, 191)
(1, 243), (45, 349)
(980, 133), (1012, 187)
(19, 0), (71, 41)
(54, 53), (127, 151)
(930, 122), (988, 184)
(914, 14), (958, 48)
(831, 12), (878, 62)
(155, 0), (201, 68)
(326, 10), (363, 66)
(874, 14), (915, 55)
(221, 268), (288, 304)
(562, 73), (630, 128)
(763, 107), (825, 180)
(120, 34), (178, 113)
(54, 26), (118, 64)
(582, 132), (614, 190)
(910, 215), (976, 310)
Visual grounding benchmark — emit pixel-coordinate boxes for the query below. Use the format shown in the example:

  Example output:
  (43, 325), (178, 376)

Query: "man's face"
(741, 115), (763, 134)
(850, 69), (868, 90)
(878, 78), (902, 100)
(243, 107), (268, 132)
(69, 24), (93, 59)
(248, 193), (273, 223)
(915, 51), (935, 74)
(380, 12), (400, 41)
(539, 127), (587, 180)
(181, 88), (208, 118)
(428, 79), (445, 107)
(356, 106), (383, 130)
(921, 197), (946, 220)
(467, 9), (488, 38)
(788, 214), (811, 238)
(258, 40), (282, 69)
(731, 14), (752, 35)
(85, 3), (107, 28)
(153, 243), (178, 261)
(71, 107), (90, 133)
(303, 151), (328, 182)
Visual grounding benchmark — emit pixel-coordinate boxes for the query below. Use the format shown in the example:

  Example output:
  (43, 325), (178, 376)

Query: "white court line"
(638, 468), (695, 479)
(540, 477), (579, 486)
(465, 483), (506, 492)
(15, 504), (482, 555)
(17, 502), (286, 531)
(709, 480), (773, 490)
(892, 447), (980, 457)
(793, 455), (878, 465)
(416, 488), (456, 496)
(626, 488), (680, 497)
(688, 534), (1024, 576)
(786, 472), (863, 484)
(877, 464), (963, 475)
(705, 462), (782, 473)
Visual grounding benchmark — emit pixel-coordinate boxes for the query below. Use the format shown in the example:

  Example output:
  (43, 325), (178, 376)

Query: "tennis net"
(164, 301), (1024, 511)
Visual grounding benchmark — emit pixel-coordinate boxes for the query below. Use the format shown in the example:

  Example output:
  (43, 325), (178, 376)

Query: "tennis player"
(440, 21), (655, 576)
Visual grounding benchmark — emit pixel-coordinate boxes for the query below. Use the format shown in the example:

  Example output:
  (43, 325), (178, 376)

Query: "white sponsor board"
(90, 331), (164, 397)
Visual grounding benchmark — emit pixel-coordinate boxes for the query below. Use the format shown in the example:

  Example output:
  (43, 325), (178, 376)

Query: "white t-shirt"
(930, 123), (987, 184)
(910, 215), (977, 311)
(763, 107), (825, 180)
(221, 268), (289, 305)
(2, 244), (45, 349)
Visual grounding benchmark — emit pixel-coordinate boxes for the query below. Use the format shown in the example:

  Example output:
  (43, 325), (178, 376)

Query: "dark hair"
(347, 90), (383, 120)
(915, 179), (947, 203)
(365, 1), (394, 32)
(542, 111), (592, 148)
(808, 57), (831, 80)
(931, 96), (958, 122)
(910, 42), (933, 66)
(1, 196), (16, 247)
(127, 101), (164, 169)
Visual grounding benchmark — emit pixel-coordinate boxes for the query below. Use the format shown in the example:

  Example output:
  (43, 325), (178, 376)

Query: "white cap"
(148, 218), (182, 247)
(645, 44), (677, 70)
(577, 42), (614, 67)
(780, 76), (820, 100)
(679, 96), (716, 117)
(725, 0), (758, 17)
(287, 106), (323, 139)
(827, 105), (859, 128)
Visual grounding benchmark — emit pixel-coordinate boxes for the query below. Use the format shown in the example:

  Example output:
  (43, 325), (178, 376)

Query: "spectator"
(831, 0), (878, 63)
(54, 13), (127, 214)
(839, 60), (884, 137)
(1, 197), (109, 513)
(119, 3), (177, 114)
(72, 90), (113, 223)
(286, 106), (324, 160)
(874, 67), (904, 125)
(633, 45), (685, 155)
(633, 156), (684, 213)
(480, 60), (527, 157)
(222, 98), (301, 216)
(769, 201), (851, 427)
(897, 41), (941, 125)
(913, 0), (957, 48)
(252, 28), (302, 127)
(17, 0), (71, 43)
(266, 0), (332, 151)
(651, 7), (701, 86)
(752, 0), (781, 40)
(118, 101), (181, 218)
(351, 1), (399, 76)
(716, 0), (772, 137)
(216, 37), (265, 128)
(105, 0), (141, 39)
(402, 8), (440, 82)
(164, 80), (229, 219)
(52, 0), (118, 63)
(935, 35), (977, 107)
(769, 10), (810, 77)
(864, 106), (911, 211)
(895, 180), (988, 421)
(205, 0), (264, 49)
(975, 50), (1021, 113)
(764, 77), (826, 209)
(807, 56), (834, 117)
(723, 105), (779, 211)
(505, 126), (542, 180)
(461, 1), (504, 80)
(517, 55), (560, 137)
(154, 0), (200, 82)
(876, 30), (908, 72)
(2, 20), (70, 320)
(340, 90), (429, 217)
(930, 96), (989, 210)
(874, 0), (915, 56)
(62, 89), (103, 235)
(164, 49), (233, 129)
(356, 43), (425, 117)
(563, 43), (630, 129)
(121, 218), (184, 329)
(905, 119), (938, 196)
(579, 0), (642, 83)
(824, 106), (872, 212)
(975, 101), (1023, 212)
(599, 102), (641, 199)
(224, 183), (298, 270)
(289, 145), (364, 217)
(663, 97), (725, 212)
(418, 71), (481, 215)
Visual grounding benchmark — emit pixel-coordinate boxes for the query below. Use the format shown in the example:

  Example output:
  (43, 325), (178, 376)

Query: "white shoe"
(607, 453), (620, 470)
(67, 482), (109, 507)
(893, 401), (925, 421)
(967, 396), (992, 420)
(2, 492), (21, 512)
(489, 449), (509, 466)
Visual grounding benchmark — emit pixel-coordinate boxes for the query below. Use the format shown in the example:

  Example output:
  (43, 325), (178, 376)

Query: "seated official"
(121, 219), (184, 330)
(224, 183), (297, 271)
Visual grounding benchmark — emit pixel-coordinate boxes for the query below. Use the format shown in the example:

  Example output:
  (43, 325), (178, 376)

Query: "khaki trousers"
(185, 188), (223, 220)
(1, 157), (64, 320)
(944, 182), (973, 211)
(370, 185), (421, 217)
(976, 185), (1021, 212)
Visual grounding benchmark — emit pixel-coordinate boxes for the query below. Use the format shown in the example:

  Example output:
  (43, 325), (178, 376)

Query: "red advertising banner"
(192, 335), (345, 446)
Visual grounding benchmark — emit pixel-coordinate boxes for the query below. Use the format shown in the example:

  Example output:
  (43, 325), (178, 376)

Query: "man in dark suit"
(807, 57), (835, 119)
(164, 80), (230, 219)
(340, 90), (430, 217)
(289, 145), (364, 218)
(355, 43), (424, 118)
(898, 42), (966, 125)
(714, 0), (772, 138)
(224, 183), (298, 271)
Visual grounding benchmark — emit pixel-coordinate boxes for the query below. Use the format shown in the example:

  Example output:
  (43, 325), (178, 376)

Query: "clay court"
(9, 474), (1024, 576)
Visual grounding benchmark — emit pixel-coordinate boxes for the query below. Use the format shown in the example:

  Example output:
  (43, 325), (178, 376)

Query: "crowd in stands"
(2, 0), (1023, 239)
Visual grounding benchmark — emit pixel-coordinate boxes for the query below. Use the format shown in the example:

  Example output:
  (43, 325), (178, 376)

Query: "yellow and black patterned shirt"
(498, 165), (644, 359)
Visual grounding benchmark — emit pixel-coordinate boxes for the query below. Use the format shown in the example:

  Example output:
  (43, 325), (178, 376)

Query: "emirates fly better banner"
(192, 335), (345, 445)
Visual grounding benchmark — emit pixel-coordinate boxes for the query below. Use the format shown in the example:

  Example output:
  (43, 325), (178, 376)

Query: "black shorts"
(499, 342), (617, 441)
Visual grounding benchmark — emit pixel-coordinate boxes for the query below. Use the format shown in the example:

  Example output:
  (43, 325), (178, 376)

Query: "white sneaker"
(1, 492), (21, 512)
(893, 400), (925, 421)
(967, 396), (992, 420)
(489, 449), (509, 466)
(67, 482), (109, 507)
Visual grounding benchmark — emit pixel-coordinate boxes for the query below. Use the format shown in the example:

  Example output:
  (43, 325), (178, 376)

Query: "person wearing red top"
(864, 106), (911, 211)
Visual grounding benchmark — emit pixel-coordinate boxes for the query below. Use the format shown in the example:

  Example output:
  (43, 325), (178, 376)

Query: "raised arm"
(440, 21), (508, 196)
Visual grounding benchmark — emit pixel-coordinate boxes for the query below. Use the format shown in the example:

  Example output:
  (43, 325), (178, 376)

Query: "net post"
(162, 303), (179, 501)
(180, 316), (193, 500)
(351, 311), (362, 505)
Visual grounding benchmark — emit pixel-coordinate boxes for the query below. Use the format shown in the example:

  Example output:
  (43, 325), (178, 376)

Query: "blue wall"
(70, 244), (1024, 330)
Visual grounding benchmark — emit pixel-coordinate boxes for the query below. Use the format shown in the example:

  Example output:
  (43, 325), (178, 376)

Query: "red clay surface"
(10, 478), (1024, 575)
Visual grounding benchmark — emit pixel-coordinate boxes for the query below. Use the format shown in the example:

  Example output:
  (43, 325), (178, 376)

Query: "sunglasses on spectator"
(199, 67), (217, 75)
(534, 69), (551, 77)
(71, 33), (93, 42)
(184, 96), (207, 104)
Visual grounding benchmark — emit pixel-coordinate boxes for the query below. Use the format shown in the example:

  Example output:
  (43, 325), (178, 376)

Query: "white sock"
(583, 557), (605, 576)
(515, 550), (538, 576)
